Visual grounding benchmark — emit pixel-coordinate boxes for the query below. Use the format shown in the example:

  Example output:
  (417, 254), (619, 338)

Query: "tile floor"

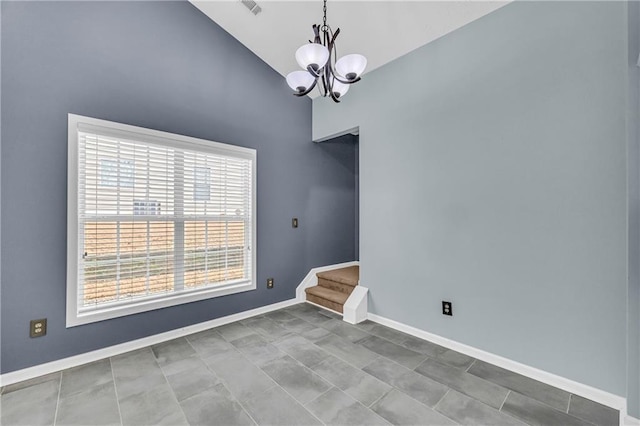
(0, 303), (620, 426)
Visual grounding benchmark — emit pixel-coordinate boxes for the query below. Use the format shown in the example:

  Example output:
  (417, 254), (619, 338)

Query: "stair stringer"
(343, 285), (368, 324)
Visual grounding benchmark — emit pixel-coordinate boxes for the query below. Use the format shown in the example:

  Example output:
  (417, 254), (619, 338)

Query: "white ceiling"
(191, 1), (508, 97)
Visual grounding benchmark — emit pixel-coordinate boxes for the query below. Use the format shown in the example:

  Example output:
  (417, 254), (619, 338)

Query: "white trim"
(368, 313), (627, 415)
(343, 285), (368, 324)
(0, 298), (298, 387)
(67, 115), (79, 326)
(66, 114), (258, 327)
(313, 127), (360, 143)
(295, 260), (359, 302)
(71, 114), (257, 159)
(626, 415), (640, 426)
(72, 281), (257, 326)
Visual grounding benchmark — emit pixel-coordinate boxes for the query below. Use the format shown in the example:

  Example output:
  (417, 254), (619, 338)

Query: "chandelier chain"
(322, 0), (328, 32)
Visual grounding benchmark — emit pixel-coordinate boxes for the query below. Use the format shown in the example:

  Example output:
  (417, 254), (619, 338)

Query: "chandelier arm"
(332, 74), (361, 85)
(321, 25), (331, 99)
(327, 27), (339, 76)
(312, 24), (321, 44)
(323, 25), (330, 49)
(312, 60), (326, 97)
(329, 89), (341, 103)
(329, 27), (340, 46)
(326, 27), (357, 86)
(307, 65), (322, 78)
(328, 27), (339, 71)
(293, 78), (319, 97)
(320, 72), (329, 97)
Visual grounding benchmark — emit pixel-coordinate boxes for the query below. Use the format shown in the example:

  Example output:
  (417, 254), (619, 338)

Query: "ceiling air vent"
(240, 0), (262, 16)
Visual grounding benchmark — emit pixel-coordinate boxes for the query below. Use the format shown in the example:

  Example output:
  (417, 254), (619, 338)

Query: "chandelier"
(285, 0), (367, 103)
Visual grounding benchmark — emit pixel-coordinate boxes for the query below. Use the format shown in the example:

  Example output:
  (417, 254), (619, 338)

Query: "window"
(100, 159), (134, 187)
(194, 166), (211, 201)
(67, 114), (256, 326)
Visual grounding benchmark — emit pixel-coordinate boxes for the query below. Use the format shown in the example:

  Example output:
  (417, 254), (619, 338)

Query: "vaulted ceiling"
(191, 1), (508, 97)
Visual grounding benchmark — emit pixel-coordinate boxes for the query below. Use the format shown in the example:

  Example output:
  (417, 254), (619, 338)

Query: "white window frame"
(66, 114), (257, 327)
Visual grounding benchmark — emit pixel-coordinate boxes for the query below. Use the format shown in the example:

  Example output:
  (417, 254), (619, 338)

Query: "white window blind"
(67, 115), (256, 326)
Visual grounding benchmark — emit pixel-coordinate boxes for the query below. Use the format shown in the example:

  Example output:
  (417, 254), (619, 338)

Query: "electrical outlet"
(292, 218), (298, 228)
(267, 278), (274, 289)
(442, 301), (453, 316)
(30, 318), (47, 338)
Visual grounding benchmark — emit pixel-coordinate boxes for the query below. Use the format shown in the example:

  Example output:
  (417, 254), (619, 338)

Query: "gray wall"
(314, 1), (629, 401)
(628, 0), (640, 417)
(0, 0), (356, 373)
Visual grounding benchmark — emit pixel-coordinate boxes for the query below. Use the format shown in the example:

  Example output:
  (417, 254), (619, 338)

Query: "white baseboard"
(626, 415), (640, 426)
(295, 260), (359, 302)
(0, 298), (299, 387)
(368, 313), (627, 417)
(3, 260), (359, 387)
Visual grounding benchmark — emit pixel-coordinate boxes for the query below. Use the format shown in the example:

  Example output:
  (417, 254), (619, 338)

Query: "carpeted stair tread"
(305, 286), (350, 305)
(316, 265), (359, 287)
(318, 277), (354, 294)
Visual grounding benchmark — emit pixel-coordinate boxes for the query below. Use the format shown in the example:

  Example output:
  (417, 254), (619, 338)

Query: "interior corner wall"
(355, 137), (359, 260)
(0, 0), (3, 379)
(0, 1), (356, 374)
(628, 0), (640, 417)
(314, 1), (629, 399)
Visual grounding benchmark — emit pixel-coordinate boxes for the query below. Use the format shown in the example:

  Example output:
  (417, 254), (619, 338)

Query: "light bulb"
(286, 71), (316, 93)
(335, 54), (367, 80)
(295, 43), (329, 72)
(331, 80), (350, 98)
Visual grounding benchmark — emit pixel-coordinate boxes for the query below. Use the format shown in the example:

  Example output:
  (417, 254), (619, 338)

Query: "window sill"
(66, 280), (256, 327)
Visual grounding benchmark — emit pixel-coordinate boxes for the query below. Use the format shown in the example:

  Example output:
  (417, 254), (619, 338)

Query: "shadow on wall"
(317, 133), (358, 173)
(316, 133), (360, 260)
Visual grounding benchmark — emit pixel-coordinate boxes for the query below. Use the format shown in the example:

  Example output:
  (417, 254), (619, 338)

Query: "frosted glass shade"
(331, 80), (350, 98)
(335, 54), (367, 80)
(286, 71), (316, 93)
(295, 43), (329, 71)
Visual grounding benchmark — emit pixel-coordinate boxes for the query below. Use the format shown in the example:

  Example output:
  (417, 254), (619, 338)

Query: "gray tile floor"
(1, 303), (620, 426)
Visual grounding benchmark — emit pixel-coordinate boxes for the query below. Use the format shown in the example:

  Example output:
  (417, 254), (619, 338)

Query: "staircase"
(305, 265), (359, 314)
